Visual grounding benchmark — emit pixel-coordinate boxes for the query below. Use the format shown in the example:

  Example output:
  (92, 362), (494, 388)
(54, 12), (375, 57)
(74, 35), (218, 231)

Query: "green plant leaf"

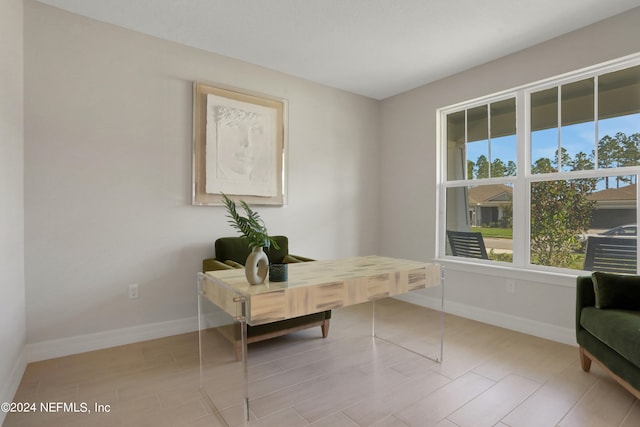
(220, 193), (279, 250)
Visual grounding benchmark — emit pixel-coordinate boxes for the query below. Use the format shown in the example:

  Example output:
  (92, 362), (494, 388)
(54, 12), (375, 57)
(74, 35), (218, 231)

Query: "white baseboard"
(0, 347), (27, 425)
(25, 296), (577, 363)
(393, 294), (577, 346)
(26, 317), (199, 363)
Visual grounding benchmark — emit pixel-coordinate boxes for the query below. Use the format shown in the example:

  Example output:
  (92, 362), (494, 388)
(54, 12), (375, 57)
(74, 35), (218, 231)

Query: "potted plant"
(222, 194), (279, 284)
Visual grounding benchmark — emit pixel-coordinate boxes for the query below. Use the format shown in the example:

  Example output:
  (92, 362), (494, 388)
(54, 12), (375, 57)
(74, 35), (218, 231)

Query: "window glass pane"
(530, 178), (596, 269)
(446, 111), (466, 181)
(446, 185), (512, 262)
(561, 78), (595, 171)
(598, 65), (640, 169)
(490, 98), (517, 177)
(584, 177), (637, 274)
(447, 99), (517, 181)
(599, 65), (640, 119)
(530, 176), (636, 272)
(467, 105), (488, 141)
(467, 105), (489, 179)
(531, 88), (558, 174)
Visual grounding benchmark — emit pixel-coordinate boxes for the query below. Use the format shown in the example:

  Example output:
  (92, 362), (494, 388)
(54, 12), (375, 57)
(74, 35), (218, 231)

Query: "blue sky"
(466, 113), (640, 178)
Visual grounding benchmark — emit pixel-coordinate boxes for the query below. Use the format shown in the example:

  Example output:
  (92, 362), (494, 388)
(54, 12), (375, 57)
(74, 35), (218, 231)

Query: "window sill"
(434, 257), (580, 287)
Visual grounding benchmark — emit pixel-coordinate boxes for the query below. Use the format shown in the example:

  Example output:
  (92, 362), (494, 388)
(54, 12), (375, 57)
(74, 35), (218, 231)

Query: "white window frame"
(436, 53), (640, 280)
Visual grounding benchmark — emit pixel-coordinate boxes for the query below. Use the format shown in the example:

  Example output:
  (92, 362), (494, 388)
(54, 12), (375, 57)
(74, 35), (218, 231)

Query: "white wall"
(23, 0), (379, 360)
(0, 0), (26, 420)
(380, 8), (640, 344)
(20, 1), (640, 364)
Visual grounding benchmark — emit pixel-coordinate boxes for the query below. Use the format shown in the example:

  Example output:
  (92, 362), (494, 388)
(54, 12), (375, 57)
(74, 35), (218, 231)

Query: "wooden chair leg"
(579, 346), (592, 372)
(321, 319), (330, 338)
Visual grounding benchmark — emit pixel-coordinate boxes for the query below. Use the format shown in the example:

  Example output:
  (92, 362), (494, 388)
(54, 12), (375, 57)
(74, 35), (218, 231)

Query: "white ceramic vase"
(245, 246), (268, 285)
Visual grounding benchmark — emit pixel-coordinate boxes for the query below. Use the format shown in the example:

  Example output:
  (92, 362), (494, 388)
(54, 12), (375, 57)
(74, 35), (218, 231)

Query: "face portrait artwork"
(205, 95), (277, 197)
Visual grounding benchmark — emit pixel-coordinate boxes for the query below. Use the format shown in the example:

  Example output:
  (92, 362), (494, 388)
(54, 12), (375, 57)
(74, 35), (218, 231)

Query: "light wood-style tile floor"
(4, 299), (639, 427)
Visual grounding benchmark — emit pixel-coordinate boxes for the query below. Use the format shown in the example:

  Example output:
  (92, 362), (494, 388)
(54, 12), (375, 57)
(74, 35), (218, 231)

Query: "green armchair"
(576, 274), (640, 399)
(203, 236), (331, 357)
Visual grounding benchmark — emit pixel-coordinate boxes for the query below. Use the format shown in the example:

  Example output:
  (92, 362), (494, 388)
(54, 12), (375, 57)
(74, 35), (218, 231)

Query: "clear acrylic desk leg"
(371, 266), (444, 363)
(198, 273), (249, 426)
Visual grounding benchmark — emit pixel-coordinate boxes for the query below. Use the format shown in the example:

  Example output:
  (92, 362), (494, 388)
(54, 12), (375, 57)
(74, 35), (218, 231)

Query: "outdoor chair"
(583, 236), (637, 275)
(446, 230), (489, 259)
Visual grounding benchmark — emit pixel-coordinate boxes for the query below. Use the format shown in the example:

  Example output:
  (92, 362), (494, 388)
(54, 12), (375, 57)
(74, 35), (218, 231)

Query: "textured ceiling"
(35, 0), (640, 99)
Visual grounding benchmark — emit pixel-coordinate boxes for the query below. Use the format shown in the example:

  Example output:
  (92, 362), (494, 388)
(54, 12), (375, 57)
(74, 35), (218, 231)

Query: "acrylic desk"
(197, 255), (442, 425)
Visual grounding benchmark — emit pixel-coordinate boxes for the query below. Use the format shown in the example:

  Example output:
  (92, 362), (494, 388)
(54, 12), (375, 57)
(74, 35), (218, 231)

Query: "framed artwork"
(192, 82), (287, 205)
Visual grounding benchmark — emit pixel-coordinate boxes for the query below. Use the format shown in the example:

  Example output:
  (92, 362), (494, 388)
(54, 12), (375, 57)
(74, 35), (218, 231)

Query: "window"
(439, 56), (640, 274)
(445, 97), (516, 262)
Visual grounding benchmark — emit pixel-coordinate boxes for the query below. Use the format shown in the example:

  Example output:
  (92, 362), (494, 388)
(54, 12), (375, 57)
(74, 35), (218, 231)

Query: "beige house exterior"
(468, 184), (513, 227)
(468, 182), (636, 230)
(588, 183), (636, 229)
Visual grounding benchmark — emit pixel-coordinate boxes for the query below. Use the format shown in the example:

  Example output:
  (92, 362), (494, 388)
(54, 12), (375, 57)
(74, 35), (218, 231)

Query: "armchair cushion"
(283, 254), (304, 263)
(580, 307), (640, 367)
(224, 260), (244, 269)
(592, 272), (640, 310)
(203, 258), (233, 272)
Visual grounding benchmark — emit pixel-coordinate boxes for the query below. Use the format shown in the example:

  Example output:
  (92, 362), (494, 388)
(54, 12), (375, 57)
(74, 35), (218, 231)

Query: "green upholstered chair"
(576, 274), (640, 399)
(202, 236), (331, 358)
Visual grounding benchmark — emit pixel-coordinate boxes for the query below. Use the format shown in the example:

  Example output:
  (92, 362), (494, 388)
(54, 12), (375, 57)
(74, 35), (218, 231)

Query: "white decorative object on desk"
(245, 246), (268, 285)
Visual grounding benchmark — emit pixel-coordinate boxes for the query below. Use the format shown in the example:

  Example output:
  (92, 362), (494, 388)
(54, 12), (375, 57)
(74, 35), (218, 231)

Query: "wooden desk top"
(201, 255), (440, 325)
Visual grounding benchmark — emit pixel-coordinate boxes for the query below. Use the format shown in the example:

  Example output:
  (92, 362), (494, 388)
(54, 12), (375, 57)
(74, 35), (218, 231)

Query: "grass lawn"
(471, 227), (587, 270)
(472, 227), (513, 239)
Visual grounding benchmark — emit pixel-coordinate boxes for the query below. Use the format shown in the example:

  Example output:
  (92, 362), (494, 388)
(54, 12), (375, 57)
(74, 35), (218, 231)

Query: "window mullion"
(513, 90), (528, 266)
(487, 103), (492, 178)
(557, 85), (562, 172)
(594, 75), (599, 170)
(464, 110), (468, 180)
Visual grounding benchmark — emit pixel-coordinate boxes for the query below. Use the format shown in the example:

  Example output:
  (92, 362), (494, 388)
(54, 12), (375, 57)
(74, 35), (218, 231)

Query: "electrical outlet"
(128, 283), (139, 299)
(506, 279), (516, 294)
